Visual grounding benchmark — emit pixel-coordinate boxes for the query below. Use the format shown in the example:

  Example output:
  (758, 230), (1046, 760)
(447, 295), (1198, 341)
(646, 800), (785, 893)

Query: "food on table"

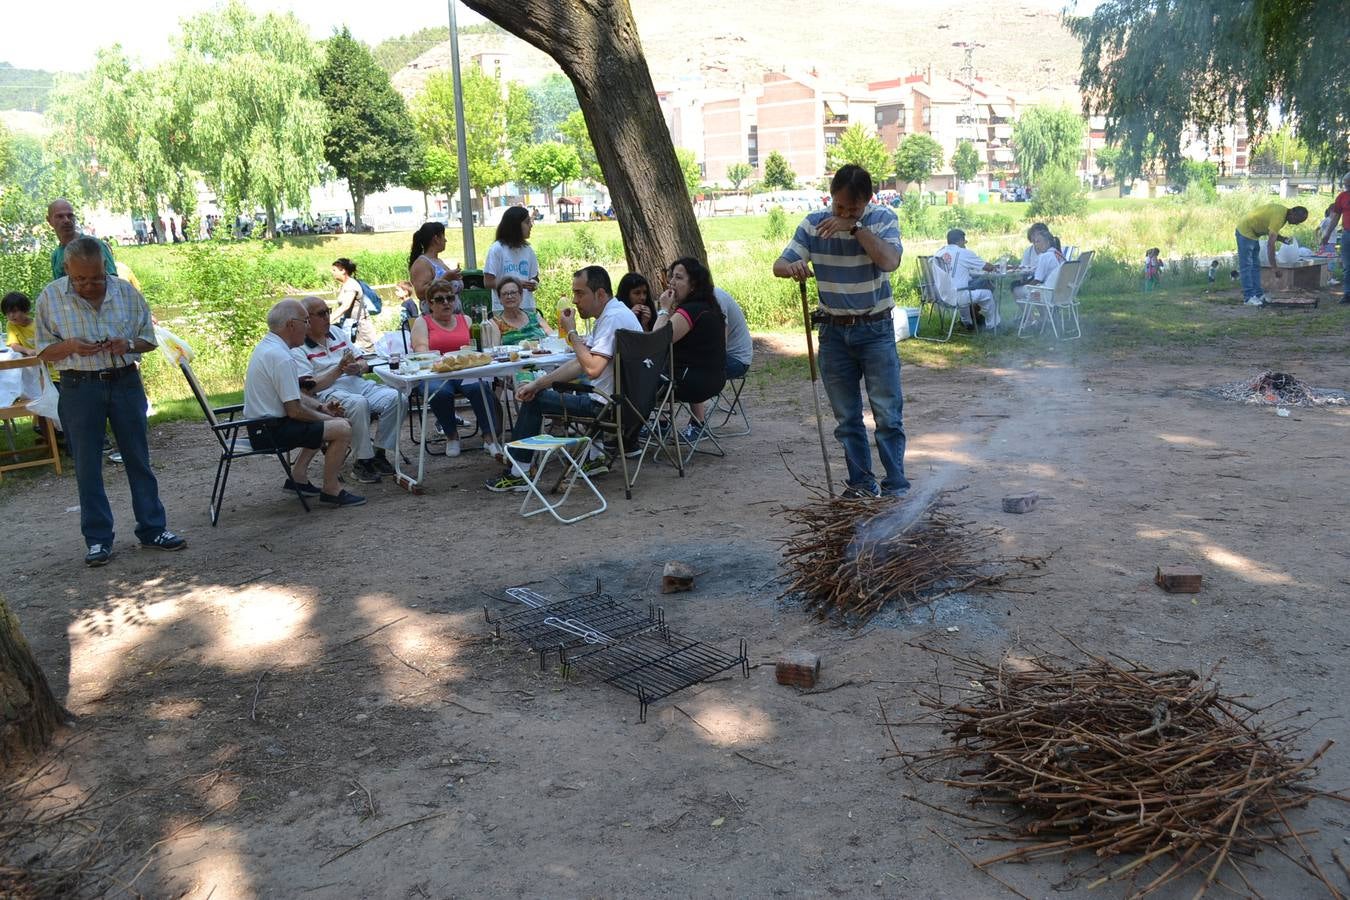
(431, 350), (493, 373)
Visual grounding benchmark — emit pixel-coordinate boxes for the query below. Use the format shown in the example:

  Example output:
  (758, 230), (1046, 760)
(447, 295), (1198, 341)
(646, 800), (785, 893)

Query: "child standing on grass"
(1208, 260), (1219, 287)
(1143, 248), (1164, 292)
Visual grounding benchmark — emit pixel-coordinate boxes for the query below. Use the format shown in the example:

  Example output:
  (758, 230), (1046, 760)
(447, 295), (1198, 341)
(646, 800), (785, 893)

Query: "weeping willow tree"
(1069, 0), (1350, 180)
(1011, 106), (1087, 184)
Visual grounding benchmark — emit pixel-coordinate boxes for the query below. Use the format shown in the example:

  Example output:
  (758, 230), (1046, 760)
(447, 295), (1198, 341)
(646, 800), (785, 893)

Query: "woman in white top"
(408, 221), (463, 304)
(484, 207), (540, 312)
(1012, 230), (1065, 301)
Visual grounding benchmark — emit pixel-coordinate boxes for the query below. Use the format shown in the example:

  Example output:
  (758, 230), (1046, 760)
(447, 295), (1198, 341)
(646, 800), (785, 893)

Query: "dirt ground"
(3, 326), (1349, 899)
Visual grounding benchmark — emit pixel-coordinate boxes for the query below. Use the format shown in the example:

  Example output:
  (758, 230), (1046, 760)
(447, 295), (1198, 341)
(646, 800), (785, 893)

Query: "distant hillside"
(0, 62), (55, 112)
(371, 22), (506, 75)
(392, 0), (1084, 96)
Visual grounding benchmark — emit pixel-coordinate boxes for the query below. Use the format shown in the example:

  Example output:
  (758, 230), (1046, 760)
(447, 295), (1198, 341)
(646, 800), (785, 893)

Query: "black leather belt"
(815, 310), (892, 327)
(59, 364), (137, 384)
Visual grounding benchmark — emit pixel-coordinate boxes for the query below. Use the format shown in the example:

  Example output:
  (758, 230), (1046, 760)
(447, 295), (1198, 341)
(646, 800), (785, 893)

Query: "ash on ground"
(1212, 371), (1347, 408)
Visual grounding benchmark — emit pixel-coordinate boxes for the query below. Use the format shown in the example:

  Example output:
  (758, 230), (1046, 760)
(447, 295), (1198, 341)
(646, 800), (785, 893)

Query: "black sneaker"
(485, 470), (529, 492)
(841, 483), (881, 499)
(352, 460), (382, 483)
(84, 543), (113, 566)
(320, 489), (367, 507)
(370, 454), (396, 476)
(283, 478), (321, 496)
(141, 530), (187, 551)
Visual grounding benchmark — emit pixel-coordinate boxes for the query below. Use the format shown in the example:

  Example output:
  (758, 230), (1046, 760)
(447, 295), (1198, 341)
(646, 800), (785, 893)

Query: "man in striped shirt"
(773, 164), (909, 498)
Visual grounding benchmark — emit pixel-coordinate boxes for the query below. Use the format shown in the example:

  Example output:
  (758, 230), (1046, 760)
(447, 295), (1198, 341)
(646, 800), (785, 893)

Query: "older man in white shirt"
(937, 228), (1000, 330)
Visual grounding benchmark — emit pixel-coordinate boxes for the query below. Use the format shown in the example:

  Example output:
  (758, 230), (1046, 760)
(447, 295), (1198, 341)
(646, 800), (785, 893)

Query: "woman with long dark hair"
(408, 221), (462, 304)
(653, 256), (726, 441)
(615, 272), (655, 330)
(331, 257), (376, 350)
(484, 206), (540, 311)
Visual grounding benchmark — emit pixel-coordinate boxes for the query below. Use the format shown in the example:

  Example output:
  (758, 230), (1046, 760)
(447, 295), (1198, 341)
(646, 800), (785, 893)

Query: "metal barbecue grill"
(491, 583), (749, 721)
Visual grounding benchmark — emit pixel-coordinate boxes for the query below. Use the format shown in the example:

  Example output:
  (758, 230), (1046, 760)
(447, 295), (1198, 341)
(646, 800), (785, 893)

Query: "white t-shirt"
(484, 241), (539, 311)
(714, 287), (752, 366)
(1032, 248), (1065, 287)
(1020, 244), (1038, 268)
(937, 244), (987, 291)
(244, 332), (301, 419)
(582, 298), (641, 400)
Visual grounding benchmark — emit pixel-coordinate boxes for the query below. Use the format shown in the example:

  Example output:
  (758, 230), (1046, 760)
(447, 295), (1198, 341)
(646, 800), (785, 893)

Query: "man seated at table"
(243, 299), (365, 507)
(485, 265), (640, 492)
(291, 295), (404, 484)
(715, 286), (753, 380)
(937, 228), (1000, 330)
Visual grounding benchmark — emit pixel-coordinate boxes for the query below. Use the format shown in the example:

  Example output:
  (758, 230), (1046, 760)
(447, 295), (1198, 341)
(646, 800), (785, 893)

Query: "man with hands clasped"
(485, 265), (640, 492)
(35, 237), (186, 566)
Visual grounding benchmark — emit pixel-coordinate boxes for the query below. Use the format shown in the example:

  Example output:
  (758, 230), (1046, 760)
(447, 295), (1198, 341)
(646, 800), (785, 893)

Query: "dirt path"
(3, 335), (1348, 898)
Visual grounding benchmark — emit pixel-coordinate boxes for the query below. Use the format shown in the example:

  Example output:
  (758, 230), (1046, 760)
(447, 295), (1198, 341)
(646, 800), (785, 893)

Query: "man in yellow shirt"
(1235, 202), (1308, 306)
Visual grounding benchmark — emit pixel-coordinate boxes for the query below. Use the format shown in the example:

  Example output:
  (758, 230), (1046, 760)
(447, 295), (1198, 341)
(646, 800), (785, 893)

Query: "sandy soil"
(3, 327), (1349, 899)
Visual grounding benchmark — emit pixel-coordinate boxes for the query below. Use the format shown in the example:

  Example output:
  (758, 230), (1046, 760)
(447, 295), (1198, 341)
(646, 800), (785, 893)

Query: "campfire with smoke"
(1214, 371), (1347, 408)
(775, 490), (1045, 624)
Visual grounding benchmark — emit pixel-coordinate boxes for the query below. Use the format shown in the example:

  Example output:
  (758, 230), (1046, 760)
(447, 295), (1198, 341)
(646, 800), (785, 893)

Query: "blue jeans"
(726, 356), (750, 379)
(427, 378), (499, 440)
(1235, 229), (1262, 300)
(508, 389), (604, 463)
(1340, 230), (1349, 299)
(57, 370), (167, 547)
(817, 318), (909, 494)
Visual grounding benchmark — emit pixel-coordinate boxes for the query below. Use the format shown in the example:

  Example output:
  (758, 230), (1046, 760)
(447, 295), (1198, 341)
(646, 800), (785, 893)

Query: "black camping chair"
(550, 327), (684, 500)
(180, 359), (311, 525)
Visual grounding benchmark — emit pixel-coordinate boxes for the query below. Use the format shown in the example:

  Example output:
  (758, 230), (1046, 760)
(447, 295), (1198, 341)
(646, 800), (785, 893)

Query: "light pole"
(447, 0), (476, 267)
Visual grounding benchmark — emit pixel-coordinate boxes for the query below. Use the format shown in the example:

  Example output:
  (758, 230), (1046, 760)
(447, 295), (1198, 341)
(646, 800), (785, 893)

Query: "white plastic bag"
(25, 364), (61, 431)
(154, 324), (194, 366)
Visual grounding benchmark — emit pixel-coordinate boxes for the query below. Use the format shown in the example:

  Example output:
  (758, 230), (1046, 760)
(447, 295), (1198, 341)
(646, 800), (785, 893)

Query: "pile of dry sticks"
(776, 490), (1044, 623)
(888, 642), (1349, 898)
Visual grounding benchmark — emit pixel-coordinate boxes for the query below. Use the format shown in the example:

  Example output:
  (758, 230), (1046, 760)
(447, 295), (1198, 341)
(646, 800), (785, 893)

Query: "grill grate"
(486, 588), (664, 669)
(491, 583), (749, 721)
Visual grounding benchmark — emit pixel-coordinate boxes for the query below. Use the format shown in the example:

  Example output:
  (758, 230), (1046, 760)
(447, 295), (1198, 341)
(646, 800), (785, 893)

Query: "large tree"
(1012, 106), (1086, 183)
(1, 593), (67, 765)
(411, 67), (512, 218)
(317, 27), (419, 230)
(528, 73), (582, 144)
(826, 123), (891, 181)
(1070, 0), (1350, 178)
(47, 46), (197, 223)
(893, 133), (942, 192)
(559, 109), (602, 184)
(405, 143), (457, 219)
(170, 0), (327, 237)
(461, 0), (706, 274)
(514, 141), (580, 212)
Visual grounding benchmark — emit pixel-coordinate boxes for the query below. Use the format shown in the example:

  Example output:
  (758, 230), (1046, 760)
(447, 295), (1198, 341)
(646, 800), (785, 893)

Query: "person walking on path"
(34, 237), (185, 566)
(772, 164), (909, 499)
(1322, 173), (1350, 304)
(1234, 201), (1308, 306)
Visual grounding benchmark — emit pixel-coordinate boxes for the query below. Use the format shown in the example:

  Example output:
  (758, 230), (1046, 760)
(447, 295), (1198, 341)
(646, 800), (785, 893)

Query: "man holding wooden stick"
(773, 164), (909, 498)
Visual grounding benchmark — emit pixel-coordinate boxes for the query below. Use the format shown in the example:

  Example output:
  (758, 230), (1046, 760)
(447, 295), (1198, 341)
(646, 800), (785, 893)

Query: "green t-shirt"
(1236, 203), (1290, 240)
(50, 236), (118, 281)
(492, 310), (547, 345)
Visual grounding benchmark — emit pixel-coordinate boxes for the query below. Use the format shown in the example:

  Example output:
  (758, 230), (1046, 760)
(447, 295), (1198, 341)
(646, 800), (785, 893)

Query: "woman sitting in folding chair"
(410, 278), (504, 459)
(652, 257), (727, 445)
(489, 276), (554, 344)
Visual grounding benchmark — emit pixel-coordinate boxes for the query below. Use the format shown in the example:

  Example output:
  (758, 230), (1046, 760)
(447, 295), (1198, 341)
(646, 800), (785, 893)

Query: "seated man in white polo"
(243, 298), (365, 507)
(937, 228), (1000, 330)
(291, 295), (405, 484)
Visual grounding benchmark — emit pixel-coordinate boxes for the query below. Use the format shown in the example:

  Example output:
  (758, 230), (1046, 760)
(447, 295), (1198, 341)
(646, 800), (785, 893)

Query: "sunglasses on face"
(430, 296), (455, 304)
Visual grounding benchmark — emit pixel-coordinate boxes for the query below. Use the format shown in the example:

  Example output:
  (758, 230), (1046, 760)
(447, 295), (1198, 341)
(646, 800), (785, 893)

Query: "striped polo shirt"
(779, 203), (903, 315)
(34, 275), (156, 371)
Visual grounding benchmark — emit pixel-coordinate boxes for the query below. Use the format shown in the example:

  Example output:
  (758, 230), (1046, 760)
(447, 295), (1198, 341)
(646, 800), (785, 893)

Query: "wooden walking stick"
(799, 279), (834, 496)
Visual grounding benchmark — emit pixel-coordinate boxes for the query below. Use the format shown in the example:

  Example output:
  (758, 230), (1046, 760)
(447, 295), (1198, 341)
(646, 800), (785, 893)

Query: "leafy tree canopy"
(0, 63), (56, 112)
(762, 151), (796, 190)
(1012, 105), (1085, 183)
(1248, 126), (1311, 175)
(529, 73), (581, 143)
(674, 148), (703, 198)
(1094, 144), (1122, 177)
(559, 109), (601, 183)
(505, 82), (537, 156)
(1070, 0), (1350, 178)
(514, 141), (580, 208)
(952, 140), (982, 184)
(369, 22), (505, 75)
(318, 27), (419, 221)
(826, 124), (891, 181)
(411, 66), (512, 212)
(406, 143), (458, 199)
(725, 162), (753, 191)
(893, 133), (942, 190)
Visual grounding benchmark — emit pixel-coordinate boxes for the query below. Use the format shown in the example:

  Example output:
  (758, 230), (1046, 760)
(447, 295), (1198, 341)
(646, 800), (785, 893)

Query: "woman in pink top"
(409, 278), (502, 458)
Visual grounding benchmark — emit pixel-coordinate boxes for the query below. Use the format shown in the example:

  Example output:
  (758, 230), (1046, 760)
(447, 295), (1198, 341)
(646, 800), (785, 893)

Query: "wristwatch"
(849, 222), (862, 236)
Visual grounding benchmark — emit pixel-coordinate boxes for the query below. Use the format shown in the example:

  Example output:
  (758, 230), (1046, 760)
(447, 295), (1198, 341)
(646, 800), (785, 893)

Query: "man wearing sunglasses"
(242, 299), (364, 507)
(291, 296), (405, 483)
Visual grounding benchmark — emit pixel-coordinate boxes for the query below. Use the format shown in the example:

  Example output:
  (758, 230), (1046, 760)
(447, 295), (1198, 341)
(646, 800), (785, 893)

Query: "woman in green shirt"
(490, 276), (554, 344)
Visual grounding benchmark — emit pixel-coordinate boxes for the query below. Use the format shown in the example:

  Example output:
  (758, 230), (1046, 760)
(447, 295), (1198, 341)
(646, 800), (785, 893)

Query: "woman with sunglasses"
(409, 278), (503, 458)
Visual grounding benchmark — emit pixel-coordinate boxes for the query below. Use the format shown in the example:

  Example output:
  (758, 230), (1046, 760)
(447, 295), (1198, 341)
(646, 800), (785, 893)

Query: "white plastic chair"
(1018, 260), (1083, 339)
(923, 257), (979, 342)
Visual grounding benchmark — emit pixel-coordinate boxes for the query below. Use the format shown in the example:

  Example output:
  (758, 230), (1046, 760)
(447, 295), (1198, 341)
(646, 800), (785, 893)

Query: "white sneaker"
(1244, 296), (1265, 306)
(483, 441), (505, 460)
(446, 439), (461, 457)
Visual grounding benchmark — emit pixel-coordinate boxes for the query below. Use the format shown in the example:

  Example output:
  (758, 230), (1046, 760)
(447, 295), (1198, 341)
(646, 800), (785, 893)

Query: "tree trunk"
(351, 187), (367, 231)
(1, 593), (66, 767)
(463, 0), (706, 278)
(265, 204), (278, 240)
(421, 191), (429, 219)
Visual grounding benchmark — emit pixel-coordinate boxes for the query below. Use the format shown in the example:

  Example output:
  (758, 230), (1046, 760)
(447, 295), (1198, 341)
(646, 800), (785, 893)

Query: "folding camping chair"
(706, 372), (750, 437)
(549, 327), (684, 500)
(180, 359), (311, 525)
(502, 434), (608, 524)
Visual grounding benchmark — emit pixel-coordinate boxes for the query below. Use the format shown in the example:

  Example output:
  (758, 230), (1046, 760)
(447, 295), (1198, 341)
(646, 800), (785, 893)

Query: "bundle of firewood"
(776, 492), (1040, 623)
(890, 643), (1349, 897)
